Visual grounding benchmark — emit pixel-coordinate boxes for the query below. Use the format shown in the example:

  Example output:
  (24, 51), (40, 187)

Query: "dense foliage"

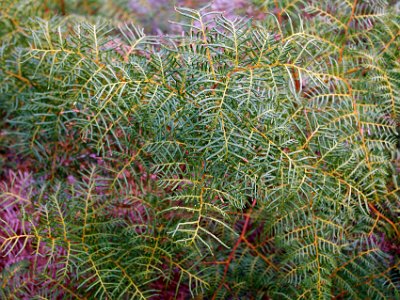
(0, 0), (399, 299)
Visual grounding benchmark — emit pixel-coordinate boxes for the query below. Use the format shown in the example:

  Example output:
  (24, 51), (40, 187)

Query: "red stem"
(211, 199), (257, 299)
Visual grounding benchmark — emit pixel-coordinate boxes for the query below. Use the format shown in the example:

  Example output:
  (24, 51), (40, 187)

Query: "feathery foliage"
(0, 0), (399, 299)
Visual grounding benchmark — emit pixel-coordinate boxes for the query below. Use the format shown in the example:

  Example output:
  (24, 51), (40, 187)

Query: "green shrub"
(0, 0), (399, 299)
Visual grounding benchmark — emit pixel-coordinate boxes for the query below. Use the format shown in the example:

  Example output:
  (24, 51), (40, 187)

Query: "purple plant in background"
(0, 170), (35, 270)
(0, 170), (42, 296)
(129, 0), (181, 34)
(210, 0), (246, 17)
(128, 0), (260, 34)
(0, 171), (72, 297)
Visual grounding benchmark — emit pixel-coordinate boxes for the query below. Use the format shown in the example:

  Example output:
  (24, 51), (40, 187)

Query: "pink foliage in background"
(0, 171), (74, 297)
(0, 170), (36, 270)
(129, 0), (263, 34)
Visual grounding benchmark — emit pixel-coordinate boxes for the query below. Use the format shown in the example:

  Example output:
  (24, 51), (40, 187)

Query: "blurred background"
(37, 0), (266, 34)
(127, 0), (264, 34)
(36, 0), (400, 35)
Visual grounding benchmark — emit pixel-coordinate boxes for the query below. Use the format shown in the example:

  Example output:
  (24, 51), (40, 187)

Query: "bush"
(0, 0), (399, 299)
